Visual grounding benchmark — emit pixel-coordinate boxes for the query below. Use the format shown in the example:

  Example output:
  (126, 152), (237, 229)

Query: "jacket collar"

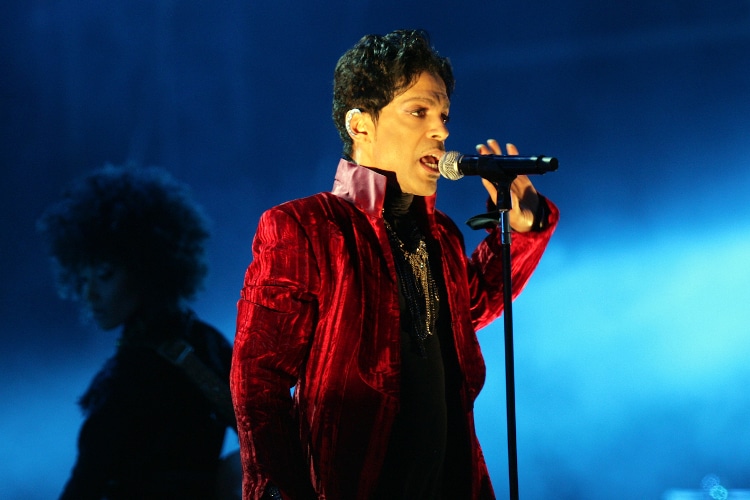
(331, 159), (437, 218)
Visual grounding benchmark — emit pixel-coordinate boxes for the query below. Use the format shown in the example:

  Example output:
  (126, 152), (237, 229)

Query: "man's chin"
(419, 180), (439, 197)
(401, 177), (438, 197)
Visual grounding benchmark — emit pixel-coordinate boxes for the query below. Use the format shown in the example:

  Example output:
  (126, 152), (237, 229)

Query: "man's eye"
(410, 109), (427, 118)
(442, 114), (451, 124)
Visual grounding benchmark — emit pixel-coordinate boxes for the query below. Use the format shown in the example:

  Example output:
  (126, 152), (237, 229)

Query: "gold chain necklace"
(383, 219), (439, 343)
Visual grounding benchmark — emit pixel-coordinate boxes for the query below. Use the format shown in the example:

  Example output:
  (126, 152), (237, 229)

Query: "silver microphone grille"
(437, 151), (464, 180)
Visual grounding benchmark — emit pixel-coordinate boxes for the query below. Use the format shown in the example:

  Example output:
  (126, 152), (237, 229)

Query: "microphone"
(438, 151), (558, 181)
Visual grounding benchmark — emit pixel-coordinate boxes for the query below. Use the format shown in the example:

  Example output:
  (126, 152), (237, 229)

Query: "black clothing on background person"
(59, 309), (232, 500)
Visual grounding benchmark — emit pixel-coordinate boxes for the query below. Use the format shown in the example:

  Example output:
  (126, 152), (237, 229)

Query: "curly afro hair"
(332, 29), (455, 158)
(37, 164), (210, 307)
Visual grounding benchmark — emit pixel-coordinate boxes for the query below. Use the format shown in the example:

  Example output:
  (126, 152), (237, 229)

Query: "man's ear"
(347, 109), (373, 143)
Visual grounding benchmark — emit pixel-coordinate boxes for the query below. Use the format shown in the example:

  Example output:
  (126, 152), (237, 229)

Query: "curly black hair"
(37, 164), (210, 307)
(332, 29), (455, 158)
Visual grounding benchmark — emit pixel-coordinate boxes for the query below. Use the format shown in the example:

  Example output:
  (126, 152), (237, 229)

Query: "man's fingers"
(477, 140), (519, 156)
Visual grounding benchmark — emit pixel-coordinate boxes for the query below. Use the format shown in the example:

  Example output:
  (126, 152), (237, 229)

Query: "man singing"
(231, 29), (559, 500)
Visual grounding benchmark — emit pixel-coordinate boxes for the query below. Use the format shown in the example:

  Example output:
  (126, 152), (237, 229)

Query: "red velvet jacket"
(231, 159), (559, 500)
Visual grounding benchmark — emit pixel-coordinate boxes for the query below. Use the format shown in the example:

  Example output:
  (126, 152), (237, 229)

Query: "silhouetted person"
(230, 29), (559, 499)
(38, 164), (234, 499)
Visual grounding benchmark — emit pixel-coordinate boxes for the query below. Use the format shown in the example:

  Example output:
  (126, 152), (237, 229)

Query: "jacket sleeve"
(467, 195), (560, 330)
(230, 206), (319, 500)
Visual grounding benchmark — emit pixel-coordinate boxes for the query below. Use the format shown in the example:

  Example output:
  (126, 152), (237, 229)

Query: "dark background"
(2, 1), (750, 498)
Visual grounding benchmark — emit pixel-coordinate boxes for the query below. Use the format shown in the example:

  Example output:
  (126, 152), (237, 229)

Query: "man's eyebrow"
(402, 93), (450, 107)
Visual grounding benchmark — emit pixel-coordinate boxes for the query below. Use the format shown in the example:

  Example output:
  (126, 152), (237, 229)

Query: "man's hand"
(476, 139), (540, 233)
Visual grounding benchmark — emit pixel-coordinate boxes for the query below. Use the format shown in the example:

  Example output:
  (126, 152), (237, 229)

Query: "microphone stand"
(467, 175), (519, 500)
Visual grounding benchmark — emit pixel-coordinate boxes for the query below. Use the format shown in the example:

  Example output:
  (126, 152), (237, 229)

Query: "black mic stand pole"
(494, 176), (518, 500)
(467, 175), (519, 500)
(497, 177), (520, 500)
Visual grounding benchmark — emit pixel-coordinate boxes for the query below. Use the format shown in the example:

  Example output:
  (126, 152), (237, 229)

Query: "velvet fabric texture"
(231, 159), (559, 500)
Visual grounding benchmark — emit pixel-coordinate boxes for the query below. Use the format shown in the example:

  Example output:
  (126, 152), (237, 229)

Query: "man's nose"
(430, 120), (449, 141)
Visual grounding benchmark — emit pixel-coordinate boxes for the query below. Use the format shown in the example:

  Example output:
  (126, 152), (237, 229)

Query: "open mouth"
(420, 154), (440, 172)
